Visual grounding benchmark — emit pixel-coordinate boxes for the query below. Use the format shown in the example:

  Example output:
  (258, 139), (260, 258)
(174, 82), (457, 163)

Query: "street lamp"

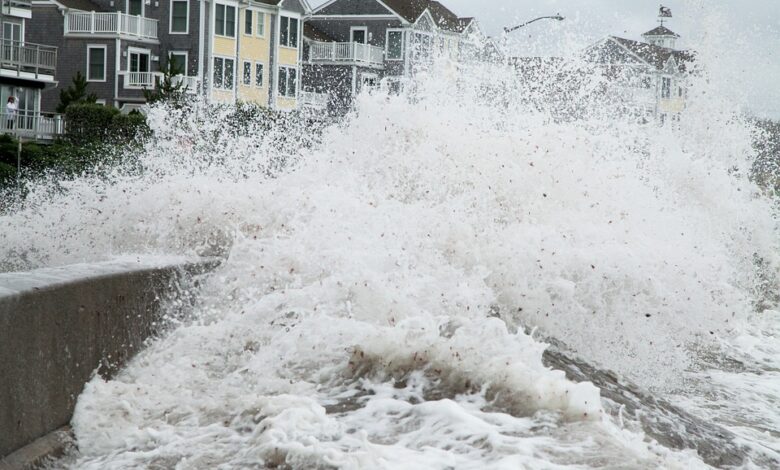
(504, 14), (565, 34)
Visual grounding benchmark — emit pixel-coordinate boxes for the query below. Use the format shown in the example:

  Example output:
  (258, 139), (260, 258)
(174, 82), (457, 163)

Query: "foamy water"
(3, 51), (779, 469)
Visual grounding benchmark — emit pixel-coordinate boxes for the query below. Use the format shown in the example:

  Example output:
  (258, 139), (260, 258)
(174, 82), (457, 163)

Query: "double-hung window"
(278, 66), (297, 98)
(386, 30), (403, 60)
(255, 12), (265, 37)
(213, 57), (234, 89)
(255, 63), (264, 87)
(215, 4), (236, 37)
(170, 0), (188, 33)
(242, 61), (252, 86)
(244, 9), (253, 35)
(169, 52), (187, 75)
(87, 45), (106, 82)
(279, 16), (298, 48)
(661, 77), (671, 99)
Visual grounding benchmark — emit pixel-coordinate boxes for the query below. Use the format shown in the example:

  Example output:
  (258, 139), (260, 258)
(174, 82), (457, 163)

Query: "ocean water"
(3, 51), (780, 469)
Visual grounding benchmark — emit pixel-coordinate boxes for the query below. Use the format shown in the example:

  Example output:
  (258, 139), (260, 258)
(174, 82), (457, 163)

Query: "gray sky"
(311, 1), (780, 118)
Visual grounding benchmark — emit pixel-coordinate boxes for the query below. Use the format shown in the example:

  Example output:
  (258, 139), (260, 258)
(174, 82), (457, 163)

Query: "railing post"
(332, 42), (336, 60)
(90, 11), (95, 33)
(117, 11), (121, 34)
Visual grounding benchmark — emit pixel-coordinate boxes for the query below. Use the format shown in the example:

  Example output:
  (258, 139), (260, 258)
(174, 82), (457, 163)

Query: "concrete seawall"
(0, 258), (219, 466)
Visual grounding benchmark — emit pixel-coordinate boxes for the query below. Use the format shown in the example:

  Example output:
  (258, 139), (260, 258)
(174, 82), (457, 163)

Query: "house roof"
(642, 25), (680, 38)
(303, 22), (336, 42)
(610, 36), (692, 70)
(56, 0), (107, 11)
(380, 0), (464, 32)
(254, 0), (283, 5)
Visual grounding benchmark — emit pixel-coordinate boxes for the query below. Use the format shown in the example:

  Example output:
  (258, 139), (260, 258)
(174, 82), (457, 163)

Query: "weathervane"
(658, 5), (672, 25)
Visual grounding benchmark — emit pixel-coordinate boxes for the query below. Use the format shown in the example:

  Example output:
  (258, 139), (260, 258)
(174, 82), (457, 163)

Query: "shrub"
(65, 103), (120, 145)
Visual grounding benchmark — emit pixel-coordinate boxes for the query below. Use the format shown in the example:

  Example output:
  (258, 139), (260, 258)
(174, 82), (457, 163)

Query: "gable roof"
(642, 25), (680, 38)
(380, 0), (463, 32)
(610, 36), (692, 70)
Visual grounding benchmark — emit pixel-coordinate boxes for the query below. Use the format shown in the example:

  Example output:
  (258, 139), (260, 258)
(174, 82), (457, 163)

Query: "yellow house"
(208, 0), (307, 109)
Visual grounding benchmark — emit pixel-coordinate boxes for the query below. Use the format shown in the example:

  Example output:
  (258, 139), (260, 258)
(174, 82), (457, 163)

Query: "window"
(255, 62), (264, 87)
(215, 4), (236, 37)
(386, 30), (403, 60)
(661, 77), (671, 99)
(213, 57), (234, 89)
(279, 16), (298, 48)
(242, 60), (251, 85)
(351, 27), (366, 44)
(127, 0), (142, 16)
(87, 46), (106, 81)
(278, 66), (297, 97)
(169, 51), (187, 75)
(244, 9), (252, 35)
(256, 12), (265, 37)
(678, 86), (684, 98)
(170, 0), (188, 33)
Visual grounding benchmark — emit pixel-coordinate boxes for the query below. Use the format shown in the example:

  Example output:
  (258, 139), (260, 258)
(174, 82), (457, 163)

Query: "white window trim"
(86, 44), (107, 82)
(212, 55), (235, 90)
(169, 0), (189, 35)
(278, 15), (300, 49)
(214, 3), (236, 38)
(243, 8), (253, 36)
(255, 11), (266, 38)
(126, 0), (144, 17)
(168, 50), (188, 75)
(385, 28), (403, 61)
(350, 26), (368, 44)
(241, 59), (252, 86)
(277, 65), (297, 98)
(254, 61), (264, 88)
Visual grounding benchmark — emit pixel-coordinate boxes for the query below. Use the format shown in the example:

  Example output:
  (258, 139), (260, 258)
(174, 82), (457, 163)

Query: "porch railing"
(308, 41), (384, 67)
(299, 90), (329, 110)
(172, 74), (200, 93)
(65, 11), (158, 40)
(0, 39), (57, 77)
(0, 112), (65, 141)
(2, 0), (31, 13)
(121, 71), (163, 89)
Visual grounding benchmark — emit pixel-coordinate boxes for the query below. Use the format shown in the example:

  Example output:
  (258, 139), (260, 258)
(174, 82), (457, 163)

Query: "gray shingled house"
(302, 0), (486, 113)
(30, 0), (204, 112)
(0, 0), (62, 140)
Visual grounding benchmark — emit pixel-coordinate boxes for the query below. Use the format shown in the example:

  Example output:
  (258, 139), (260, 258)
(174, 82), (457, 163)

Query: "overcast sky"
(311, 0), (780, 118)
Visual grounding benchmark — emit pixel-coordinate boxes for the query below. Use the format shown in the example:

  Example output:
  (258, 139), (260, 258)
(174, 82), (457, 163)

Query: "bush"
(112, 110), (150, 143)
(65, 103), (120, 145)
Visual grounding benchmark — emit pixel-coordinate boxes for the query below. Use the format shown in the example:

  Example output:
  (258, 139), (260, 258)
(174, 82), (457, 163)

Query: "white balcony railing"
(121, 71), (163, 89)
(308, 41), (384, 67)
(172, 74), (199, 93)
(299, 90), (329, 110)
(0, 112), (65, 141)
(65, 11), (158, 40)
(0, 39), (57, 77)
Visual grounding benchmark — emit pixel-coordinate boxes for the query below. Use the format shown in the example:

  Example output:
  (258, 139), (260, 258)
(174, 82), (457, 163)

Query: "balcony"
(299, 90), (329, 110)
(120, 71), (163, 89)
(2, 0), (31, 18)
(0, 111), (65, 142)
(0, 39), (57, 80)
(308, 41), (384, 68)
(65, 11), (158, 41)
(172, 75), (200, 94)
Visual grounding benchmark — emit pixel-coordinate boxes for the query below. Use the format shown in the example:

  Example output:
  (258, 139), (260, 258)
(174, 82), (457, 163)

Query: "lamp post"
(502, 14), (564, 62)
(504, 14), (565, 34)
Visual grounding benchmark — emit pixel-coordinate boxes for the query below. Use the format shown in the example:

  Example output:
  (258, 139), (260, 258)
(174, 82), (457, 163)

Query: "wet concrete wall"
(0, 259), (218, 461)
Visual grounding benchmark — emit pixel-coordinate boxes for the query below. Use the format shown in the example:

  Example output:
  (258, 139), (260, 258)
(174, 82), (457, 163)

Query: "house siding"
(158, 0), (204, 78)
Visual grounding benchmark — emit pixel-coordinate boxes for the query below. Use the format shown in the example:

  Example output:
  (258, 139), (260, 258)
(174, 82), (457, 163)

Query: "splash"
(3, 41), (779, 468)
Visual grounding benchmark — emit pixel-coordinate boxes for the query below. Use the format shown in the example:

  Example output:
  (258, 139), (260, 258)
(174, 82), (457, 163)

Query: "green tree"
(57, 72), (98, 113)
(143, 58), (190, 107)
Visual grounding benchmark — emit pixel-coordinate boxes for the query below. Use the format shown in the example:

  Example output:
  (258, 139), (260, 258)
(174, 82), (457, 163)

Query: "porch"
(308, 41), (384, 69)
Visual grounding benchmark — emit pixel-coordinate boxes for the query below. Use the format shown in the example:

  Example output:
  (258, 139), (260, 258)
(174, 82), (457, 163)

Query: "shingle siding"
(307, 18), (402, 48)
(158, 0), (203, 77)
